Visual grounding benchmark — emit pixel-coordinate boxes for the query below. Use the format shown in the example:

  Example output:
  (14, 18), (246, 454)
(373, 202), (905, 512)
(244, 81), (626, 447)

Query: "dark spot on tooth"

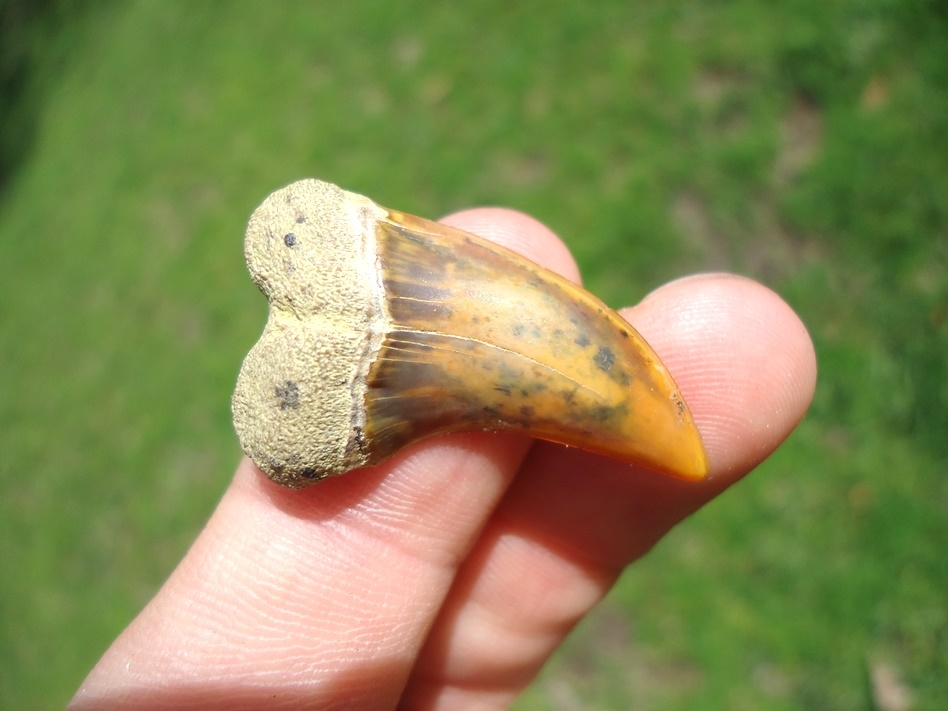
(276, 380), (300, 410)
(496, 361), (523, 383)
(284, 232), (297, 247)
(526, 372), (549, 392)
(592, 405), (616, 422)
(300, 467), (318, 479)
(575, 334), (591, 347)
(594, 346), (616, 372)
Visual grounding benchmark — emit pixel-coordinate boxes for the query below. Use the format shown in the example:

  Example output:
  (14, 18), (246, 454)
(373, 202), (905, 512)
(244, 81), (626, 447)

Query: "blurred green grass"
(1, 1), (945, 708)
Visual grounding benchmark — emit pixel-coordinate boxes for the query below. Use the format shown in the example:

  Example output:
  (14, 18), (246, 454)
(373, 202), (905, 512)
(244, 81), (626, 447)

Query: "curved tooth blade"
(363, 210), (709, 482)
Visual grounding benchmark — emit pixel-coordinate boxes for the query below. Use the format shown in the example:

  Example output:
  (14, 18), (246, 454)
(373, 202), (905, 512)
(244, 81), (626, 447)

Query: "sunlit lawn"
(1, 1), (945, 708)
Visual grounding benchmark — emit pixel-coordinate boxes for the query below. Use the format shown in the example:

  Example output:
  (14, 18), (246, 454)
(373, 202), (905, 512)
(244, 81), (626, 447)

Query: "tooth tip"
(670, 451), (711, 481)
(628, 429), (709, 481)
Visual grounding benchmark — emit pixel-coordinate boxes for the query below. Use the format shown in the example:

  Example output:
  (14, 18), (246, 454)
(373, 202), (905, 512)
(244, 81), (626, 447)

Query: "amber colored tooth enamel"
(231, 179), (708, 488)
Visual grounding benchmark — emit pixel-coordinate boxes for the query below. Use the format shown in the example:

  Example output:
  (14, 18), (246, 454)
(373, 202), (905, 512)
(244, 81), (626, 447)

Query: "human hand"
(70, 207), (816, 710)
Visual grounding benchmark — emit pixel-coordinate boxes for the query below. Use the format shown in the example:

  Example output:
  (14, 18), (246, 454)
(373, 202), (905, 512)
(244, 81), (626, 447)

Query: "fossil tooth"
(232, 179), (708, 488)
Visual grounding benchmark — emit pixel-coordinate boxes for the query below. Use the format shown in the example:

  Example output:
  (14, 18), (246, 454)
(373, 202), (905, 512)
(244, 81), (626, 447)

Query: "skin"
(70, 207), (817, 711)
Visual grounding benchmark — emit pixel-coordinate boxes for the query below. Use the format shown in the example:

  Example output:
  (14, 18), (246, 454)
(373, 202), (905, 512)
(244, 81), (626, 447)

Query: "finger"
(70, 209), (576, 711)
(401, 273), (816, 708)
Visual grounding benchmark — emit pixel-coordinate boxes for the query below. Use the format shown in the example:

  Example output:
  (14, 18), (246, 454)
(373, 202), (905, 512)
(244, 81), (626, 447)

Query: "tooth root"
(362, 211), (708, 480)
(232, 179), (708, 489)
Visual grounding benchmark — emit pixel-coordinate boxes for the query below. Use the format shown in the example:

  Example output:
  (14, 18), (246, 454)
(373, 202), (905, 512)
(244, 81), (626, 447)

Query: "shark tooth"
(232, 179), (708, 488)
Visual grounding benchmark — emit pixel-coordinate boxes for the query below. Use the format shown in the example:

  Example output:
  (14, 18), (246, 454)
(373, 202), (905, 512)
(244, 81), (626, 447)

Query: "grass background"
(1, 0), (945, 708)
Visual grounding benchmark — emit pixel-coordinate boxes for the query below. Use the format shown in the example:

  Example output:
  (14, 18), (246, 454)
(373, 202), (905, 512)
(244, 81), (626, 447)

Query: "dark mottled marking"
(354, 426), (367, 454)
(525, 375), (548, 393)
(276, 380), (300, 410)
(384, 223), (455, 268)
(494, 385), (512, 395)
(520, 405), (535, 418)
(575, 334), (591, 347)
(591, 405), (616, 422)
(594, 346), (616, 372)
(283, 232), (297, 247)
(512, 324), (525, 338)
(620, 329), (629, 339)
(296, 215), (305, 223)
(300, 467), (318, 479)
